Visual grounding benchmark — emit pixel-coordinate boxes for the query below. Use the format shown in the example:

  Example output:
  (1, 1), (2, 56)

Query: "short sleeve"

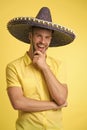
(6, 63), (21, 88)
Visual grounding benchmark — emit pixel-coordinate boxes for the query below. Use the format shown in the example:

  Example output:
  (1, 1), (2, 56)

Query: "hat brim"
(7, 17), (76, 47)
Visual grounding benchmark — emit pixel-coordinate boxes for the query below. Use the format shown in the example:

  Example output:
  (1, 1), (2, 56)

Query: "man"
(6, 7), (75, 130)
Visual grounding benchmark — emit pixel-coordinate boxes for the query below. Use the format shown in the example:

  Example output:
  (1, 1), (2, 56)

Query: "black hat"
(7, 7), (76, 47)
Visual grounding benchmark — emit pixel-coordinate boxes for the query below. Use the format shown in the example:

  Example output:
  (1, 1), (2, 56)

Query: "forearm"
(41, 65), (68, 105)
(11, 96), (63, 112)
(7, 87), (65, 112)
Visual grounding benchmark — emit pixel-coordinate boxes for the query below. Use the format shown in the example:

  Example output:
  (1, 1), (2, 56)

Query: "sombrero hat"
(7, 7), (76, 47)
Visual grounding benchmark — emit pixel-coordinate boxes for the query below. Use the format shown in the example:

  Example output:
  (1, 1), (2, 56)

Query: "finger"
(34, 51), (42, 56)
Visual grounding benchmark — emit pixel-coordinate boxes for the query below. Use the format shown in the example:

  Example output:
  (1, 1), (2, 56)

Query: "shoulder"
(6, 56), (24, 70)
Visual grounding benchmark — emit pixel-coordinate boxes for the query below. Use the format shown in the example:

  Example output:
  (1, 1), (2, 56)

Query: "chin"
(40, 49), (46, 53)
(36, 48), (45, 53)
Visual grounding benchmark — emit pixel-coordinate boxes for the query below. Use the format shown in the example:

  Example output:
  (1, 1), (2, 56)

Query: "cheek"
(33, 37), (40, 44)
(47, 41), (51, 47)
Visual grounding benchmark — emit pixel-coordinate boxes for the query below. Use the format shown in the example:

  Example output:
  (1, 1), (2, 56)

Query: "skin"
(7, 27), (68, 112)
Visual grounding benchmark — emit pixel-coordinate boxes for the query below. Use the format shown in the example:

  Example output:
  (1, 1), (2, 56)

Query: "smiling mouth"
(37, 44), (45, 51)
(38, 44), (45, 48)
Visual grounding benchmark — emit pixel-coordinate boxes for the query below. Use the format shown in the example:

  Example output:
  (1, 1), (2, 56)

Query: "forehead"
(32, 27), (52, 35)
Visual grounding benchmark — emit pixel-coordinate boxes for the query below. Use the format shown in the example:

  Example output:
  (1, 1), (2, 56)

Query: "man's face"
(29, 27), (52, 53)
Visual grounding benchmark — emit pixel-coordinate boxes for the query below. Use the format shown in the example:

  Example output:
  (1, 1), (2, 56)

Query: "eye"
(46, 36), (52, 40)
(37, 34), (41, 37)
(36, 34), (42, 39)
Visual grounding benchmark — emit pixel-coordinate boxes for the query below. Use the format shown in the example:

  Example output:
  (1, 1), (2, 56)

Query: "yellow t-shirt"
(6, 52), (66, 130)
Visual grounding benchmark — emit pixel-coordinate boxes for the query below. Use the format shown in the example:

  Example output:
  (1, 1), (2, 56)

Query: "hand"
(61, 101), (68, 107)
(53, 101), (68, 110)
(33, 51), (47, 70)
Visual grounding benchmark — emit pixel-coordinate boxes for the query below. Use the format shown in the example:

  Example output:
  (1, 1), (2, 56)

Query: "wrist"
(41, 64), (49, 72)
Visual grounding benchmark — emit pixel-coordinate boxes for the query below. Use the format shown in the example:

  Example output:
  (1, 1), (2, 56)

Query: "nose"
(41, 37), (46, 44)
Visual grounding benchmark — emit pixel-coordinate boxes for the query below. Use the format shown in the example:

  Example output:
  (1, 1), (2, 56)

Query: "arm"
(41, 65), (68, 105)
(33, 51), (68, 105)
(7, 87), (67, 112)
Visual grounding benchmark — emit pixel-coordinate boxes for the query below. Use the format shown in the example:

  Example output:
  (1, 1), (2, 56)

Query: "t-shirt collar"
(23, 52), (51, 67)
(23, 52), (32, 66)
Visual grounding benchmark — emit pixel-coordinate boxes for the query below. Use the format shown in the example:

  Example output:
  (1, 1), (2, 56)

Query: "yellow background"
(0, 0), (87, 130)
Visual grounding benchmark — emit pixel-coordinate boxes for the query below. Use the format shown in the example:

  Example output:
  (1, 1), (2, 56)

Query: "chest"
(17, 64), (51, 100)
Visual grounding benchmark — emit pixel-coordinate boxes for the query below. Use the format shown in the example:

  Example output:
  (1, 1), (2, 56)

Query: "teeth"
(38, 44), (44, 48)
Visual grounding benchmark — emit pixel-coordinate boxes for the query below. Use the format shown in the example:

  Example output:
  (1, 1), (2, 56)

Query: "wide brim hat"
(7, 7), (76, 47)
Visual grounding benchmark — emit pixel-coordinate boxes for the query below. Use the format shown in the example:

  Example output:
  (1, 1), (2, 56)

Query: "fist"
(33, 51), (47, 70)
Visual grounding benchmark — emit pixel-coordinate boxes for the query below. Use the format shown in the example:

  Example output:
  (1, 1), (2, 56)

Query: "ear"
(29, 32), (32, 41)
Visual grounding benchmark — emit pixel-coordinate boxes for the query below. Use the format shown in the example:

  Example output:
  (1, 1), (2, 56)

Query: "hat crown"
(36, 7), (52, 22)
